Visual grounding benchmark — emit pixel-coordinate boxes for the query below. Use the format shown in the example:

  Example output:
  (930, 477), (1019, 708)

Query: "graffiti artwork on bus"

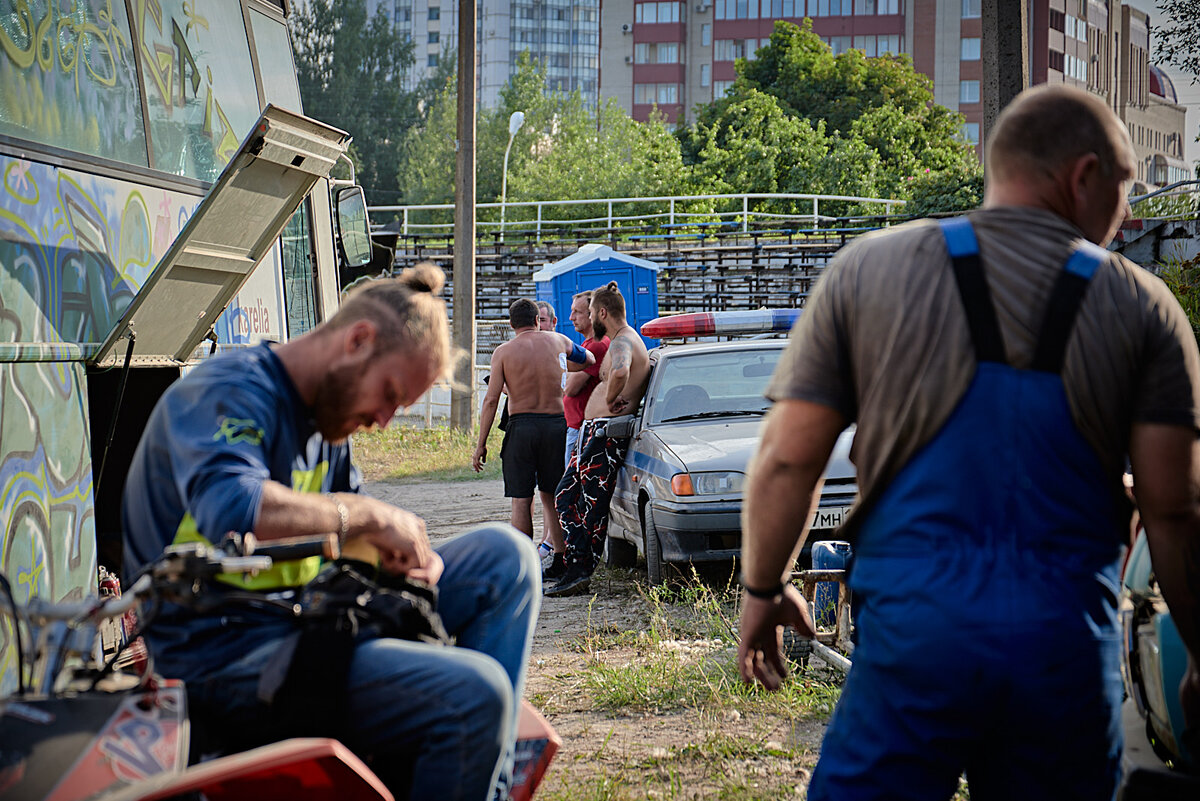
(0, 353), (94, 695)
(0, 155), (200, 345)
(0, 0), (258, 182)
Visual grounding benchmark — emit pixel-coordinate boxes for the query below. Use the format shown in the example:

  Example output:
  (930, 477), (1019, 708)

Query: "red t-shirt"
(563, 336), (610, 428)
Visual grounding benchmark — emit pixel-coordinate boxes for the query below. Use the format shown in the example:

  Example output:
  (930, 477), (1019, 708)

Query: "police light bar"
(640, 309), (801, 339)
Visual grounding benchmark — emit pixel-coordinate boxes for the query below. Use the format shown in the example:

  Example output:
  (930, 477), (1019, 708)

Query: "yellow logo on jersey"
(213, 417), (264, 446)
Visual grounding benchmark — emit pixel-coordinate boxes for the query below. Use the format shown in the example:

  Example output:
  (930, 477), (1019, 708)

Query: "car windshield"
(647, 346), (782, 425)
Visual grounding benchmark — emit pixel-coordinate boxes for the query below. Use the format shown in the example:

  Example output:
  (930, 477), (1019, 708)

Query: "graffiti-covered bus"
(0, 0), (371, 692)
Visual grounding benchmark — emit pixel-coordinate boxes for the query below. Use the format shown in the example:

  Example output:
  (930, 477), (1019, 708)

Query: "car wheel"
(606, 535), (637, 568)
(644, 507), (665, 586)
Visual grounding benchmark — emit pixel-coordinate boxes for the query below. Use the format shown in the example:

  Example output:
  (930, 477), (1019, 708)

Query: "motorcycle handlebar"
(0, 534), (338, 624)
(244, 533), (340, 563)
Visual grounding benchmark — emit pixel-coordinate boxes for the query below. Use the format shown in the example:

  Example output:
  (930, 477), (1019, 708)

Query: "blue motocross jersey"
(122, 343), (360, 590)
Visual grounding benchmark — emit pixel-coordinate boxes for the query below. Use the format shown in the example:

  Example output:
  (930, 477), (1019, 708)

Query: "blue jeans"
(170, 526), (540, 801)
(564, 425), (580, 466)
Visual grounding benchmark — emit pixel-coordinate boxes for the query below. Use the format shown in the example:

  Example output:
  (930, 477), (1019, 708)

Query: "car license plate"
(810, 505), (852, 531)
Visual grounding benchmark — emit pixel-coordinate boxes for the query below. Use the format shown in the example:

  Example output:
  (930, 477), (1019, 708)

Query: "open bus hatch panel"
(89, 105), (350, 368)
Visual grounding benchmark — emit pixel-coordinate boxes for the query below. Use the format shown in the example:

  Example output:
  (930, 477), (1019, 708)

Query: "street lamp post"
(500, 111), (525, 243)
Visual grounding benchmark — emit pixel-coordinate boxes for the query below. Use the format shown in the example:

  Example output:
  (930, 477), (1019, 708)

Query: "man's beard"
(592, 318), (606, 339)
(312, 361), (368, 443)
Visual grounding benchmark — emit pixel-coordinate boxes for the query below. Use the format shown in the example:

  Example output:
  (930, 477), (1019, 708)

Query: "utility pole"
(450, 0), (477, 432)
(981, 0), (1027, 157)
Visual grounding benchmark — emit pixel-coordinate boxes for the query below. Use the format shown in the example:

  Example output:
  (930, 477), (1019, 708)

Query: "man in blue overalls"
(736, 85), (1200, 799)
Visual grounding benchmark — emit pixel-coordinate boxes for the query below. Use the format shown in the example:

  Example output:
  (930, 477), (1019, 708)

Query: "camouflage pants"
(554, 419), (628, 573)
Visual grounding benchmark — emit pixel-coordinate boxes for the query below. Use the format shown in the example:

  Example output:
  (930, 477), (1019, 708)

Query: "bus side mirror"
(335, 186), (373, 268)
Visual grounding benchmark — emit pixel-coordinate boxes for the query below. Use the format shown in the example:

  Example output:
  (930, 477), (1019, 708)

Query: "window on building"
(854, 35), (876, 57)
(1065, 14), (1085, 41)
(856, 0), (900, 11)
(428, 6), (440, 20)
(714, 39), (751, 60)
(713, 79), (734, 95)
(853, 34), (902, 56)
(428, 31), (439, 43)
(634, 83), (681, 104)
(960, 79), (980, 103)
(702, 23), (711, 46)
(1049, 49), (1064, 73)
(701, 63), (712, 86)
(635, 42), (681, 63)
(638, 1), (682, 22)
(961, 37), (980, 60)
(962, 0), (980, 19)
(826, 35), (851, 54)
(1065, 53), (1087, 81)
(428, 53), (439, 67)
(401, 8), (412, 21)
(1049, 9), (1064, 31)
(961, 122), (980, 145)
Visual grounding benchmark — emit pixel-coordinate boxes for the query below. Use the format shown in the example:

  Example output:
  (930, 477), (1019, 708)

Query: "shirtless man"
(474, 298), (594, 542)
(497, 302), (556, 434)
(545, 282), (651, 597)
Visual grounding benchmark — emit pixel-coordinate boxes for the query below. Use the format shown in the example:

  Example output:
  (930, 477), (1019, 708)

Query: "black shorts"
(501, 413), (567, 498)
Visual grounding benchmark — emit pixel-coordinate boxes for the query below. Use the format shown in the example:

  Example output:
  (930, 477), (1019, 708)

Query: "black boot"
(543, 552), (567, 580)
(544, 563), (592, 597)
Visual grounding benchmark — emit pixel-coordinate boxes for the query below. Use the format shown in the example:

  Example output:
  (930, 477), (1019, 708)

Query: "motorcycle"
(1117, 524), (1200, 799)
(0, 535), (557, 801)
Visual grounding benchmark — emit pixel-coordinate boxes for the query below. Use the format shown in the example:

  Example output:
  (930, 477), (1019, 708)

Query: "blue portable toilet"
(532, 244), (660, 348)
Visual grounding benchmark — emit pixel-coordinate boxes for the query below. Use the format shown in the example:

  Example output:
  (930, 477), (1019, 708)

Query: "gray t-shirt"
(768, 205), (1200, 534)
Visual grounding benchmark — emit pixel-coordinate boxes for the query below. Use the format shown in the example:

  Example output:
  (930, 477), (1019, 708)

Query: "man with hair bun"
(736, 84), (1200, 799)
(545, 281), (650, 597)
(123, 263), (539, 801)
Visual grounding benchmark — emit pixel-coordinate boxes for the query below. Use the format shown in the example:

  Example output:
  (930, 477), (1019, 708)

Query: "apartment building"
(368, 0), (601, 108)
(597, 0), (1189, 187)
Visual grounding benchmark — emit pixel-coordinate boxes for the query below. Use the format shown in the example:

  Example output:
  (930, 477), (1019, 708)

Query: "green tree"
(684, 19), (976, 207)
(393, 70), (459, 208)
(394, 53), (695, 229)
(905, 163), (985, 217)
(509, 99), (691, 204)
(290, 0), (417, 203)
(1155, 1), (1200, 88)
(1154, 0), (1200, 158)
(687, 89), (826, 198)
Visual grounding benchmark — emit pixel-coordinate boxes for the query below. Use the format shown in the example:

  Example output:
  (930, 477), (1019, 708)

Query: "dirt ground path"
(365, 478), (649, 653)
(365, 479), (834, 799)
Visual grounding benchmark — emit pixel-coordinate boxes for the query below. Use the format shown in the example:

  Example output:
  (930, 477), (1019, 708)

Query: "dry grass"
(352, 423), (504, 482)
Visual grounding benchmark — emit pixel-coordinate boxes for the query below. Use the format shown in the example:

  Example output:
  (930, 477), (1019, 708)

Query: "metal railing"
(369, 192), (907, 237)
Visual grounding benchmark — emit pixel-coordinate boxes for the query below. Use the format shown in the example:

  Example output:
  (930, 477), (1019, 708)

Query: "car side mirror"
(335, 186), (373, 268)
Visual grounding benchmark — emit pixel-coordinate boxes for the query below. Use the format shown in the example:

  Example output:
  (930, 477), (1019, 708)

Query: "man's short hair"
(987, 85), (1129, 182)
(510, 298), (539, 329)
(328, 262), (450, 375)
(572, 290), (593, 304)
(536, 301), (556, 321)
(591, 281), (625, 319)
